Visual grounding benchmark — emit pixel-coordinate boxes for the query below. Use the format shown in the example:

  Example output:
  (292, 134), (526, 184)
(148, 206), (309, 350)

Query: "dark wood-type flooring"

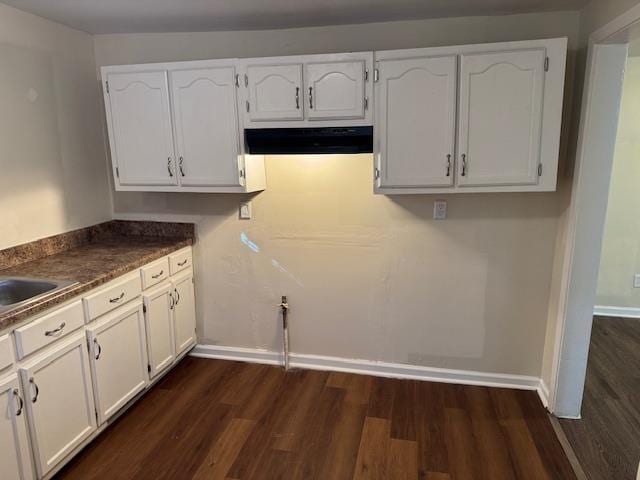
(56, 357), (576, 480)
(560, 316), (640, 480)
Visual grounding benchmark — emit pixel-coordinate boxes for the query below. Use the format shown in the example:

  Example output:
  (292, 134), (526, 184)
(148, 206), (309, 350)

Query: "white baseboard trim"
(594, 305), (640, 319)
(191, 344), (543, 392)
(537, 379), (550, 408)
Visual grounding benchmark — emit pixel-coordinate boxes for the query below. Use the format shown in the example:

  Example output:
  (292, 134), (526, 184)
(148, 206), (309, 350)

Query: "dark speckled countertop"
(0, 221), (194, 331)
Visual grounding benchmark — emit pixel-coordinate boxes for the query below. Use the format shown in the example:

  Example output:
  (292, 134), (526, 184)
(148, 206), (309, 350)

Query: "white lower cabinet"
(172, 272), (196, 355)
(143, 283), (176, 378)
(0, 374), (34, 480)
(87, 302), (148, 425)
(20, 333), (96, 478)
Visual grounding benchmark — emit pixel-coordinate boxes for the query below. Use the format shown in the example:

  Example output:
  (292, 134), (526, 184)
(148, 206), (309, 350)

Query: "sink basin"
(0, 277), (78, 315)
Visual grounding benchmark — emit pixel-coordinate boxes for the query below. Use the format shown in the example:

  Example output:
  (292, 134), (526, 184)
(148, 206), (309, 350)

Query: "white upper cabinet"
(239, 52), (373, 128)
(375, 54), (457, 188)
(375, 37), (567, 194)
(245, 63), (304, 122)
(105, 71), (177, 186)
(170, 66), (242, 187)
(305, 60), (366, 120)
(457, 48), (545, 187)
(0, 374), (34, 480)
(102, 60), (265, 194)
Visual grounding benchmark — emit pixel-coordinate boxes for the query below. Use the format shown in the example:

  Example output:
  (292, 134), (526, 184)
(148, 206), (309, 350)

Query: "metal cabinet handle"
(151, 270), (164, 279)
(45, 322), (66, 336)
(109, 292), (125, 303)
(446, 154), (451, 177)
(179, 157), (185, 177)
(29, 378), (39, 403)
(177, 259), (188, 267)
(94, 338), (102, 360)
(13, 389), (23, 416)
(295, 87), (300, 109)
(167, 157), (174, 177)
(461, 154), (467, 177)
(308, 87), (313, 109)
(174, 288), (180, 305)
(169, 292), (174, 310)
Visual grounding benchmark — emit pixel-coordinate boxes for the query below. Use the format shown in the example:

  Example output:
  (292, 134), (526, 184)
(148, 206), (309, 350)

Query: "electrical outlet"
(433, 200), (447, 220)
(634, 274), (640, 288)
(239, 201), (252, 220)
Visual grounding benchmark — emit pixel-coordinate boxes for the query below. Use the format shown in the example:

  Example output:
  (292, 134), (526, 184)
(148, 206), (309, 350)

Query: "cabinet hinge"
(115, 167), (120, 178)
(239, 169), (245, 178)
(544, 57), (549, 72)
(373, 68), (379, 83)
(538, 163), (543, 176)
(246, 100), (250, 113)
(142, 304), (146, 314)
(235, 73), (240, 87)
(374, 167), (380, 179)
(147, 364), (151, 374)
(94, 408), (99, 423)
(365, 69), (369, 82)
(364, 97), (369, 110)
(244, 74), (248, 87)
(105, 80), (109, 94)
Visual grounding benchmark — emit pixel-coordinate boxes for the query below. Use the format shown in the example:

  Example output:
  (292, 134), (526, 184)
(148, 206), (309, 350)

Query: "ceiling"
(1, 0), (589, 34)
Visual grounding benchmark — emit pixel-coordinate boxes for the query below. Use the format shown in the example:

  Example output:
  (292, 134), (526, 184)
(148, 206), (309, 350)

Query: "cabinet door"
(20, 333), (96, 477)
(106, 70), (178, 186)
(87, 302), (148, 425)
(143, 283), (175, 378)
(0, 375), (34, 480)
(305, 60), (366, 120)
(246, 64), (303, 121)
(170, 67), (242, 187)
(457, 49), (545, 187)
(376, 55), (457, 188)
(172, 273), (196, 355)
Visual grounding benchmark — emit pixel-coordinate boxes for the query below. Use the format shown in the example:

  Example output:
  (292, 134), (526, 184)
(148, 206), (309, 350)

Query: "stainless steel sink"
(0, 277), (78, 315)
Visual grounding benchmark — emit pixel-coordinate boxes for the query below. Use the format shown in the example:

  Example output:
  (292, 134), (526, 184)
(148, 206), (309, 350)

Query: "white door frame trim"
(547, 4), (640, 417)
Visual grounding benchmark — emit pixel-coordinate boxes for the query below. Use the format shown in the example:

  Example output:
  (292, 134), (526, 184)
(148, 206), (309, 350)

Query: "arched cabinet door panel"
(170, 67), (242, 187)
(246, 64), (303, 121)
(457, 48), (546, 187)
(376, 55), (457, 188)
(106, 71), (177, 186)
(305, 60), (366, 120)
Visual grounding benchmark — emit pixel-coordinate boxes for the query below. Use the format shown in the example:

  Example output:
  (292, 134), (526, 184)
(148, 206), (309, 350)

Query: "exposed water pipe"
(279, 295), (290, 370)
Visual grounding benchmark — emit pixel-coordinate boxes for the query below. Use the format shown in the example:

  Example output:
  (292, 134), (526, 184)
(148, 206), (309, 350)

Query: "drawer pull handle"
(13, 389), (23, 416)
(94, 338), (102, 360)
(151, 270), (164, 279)
(109, 292), (125, 303)
(29, 378), (39, 403)
(44, 322), (66, 336)
(174, 288), (181, 305)
(177, 259), (188, 267)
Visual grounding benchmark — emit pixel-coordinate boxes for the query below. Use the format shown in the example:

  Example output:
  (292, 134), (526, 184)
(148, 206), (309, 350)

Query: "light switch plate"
(634, 274), (640, 288)
(239, 202), (252, 220)
(433, 200), (447, 220)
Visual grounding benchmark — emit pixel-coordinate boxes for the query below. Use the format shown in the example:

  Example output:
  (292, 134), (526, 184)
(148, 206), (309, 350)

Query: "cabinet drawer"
(83, 274), (141, 321)
(141, 257), (169, 290)
(0, 334), (13, 371)
(14, 301), (84, 359)
(169, 248), (192, 276)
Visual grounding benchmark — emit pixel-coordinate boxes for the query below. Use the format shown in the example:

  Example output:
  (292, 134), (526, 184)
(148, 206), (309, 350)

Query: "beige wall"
(0, 3), (111, 249)
(595, 56), (640, 309)
(96, 11), (580, 376)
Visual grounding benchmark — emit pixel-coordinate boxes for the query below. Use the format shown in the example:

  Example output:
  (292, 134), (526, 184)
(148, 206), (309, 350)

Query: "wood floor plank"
(55, 358), (577, 480)
(353, 417), (391, 480)
(192, 418), (255, 480)
(387, 438), (418, 480)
